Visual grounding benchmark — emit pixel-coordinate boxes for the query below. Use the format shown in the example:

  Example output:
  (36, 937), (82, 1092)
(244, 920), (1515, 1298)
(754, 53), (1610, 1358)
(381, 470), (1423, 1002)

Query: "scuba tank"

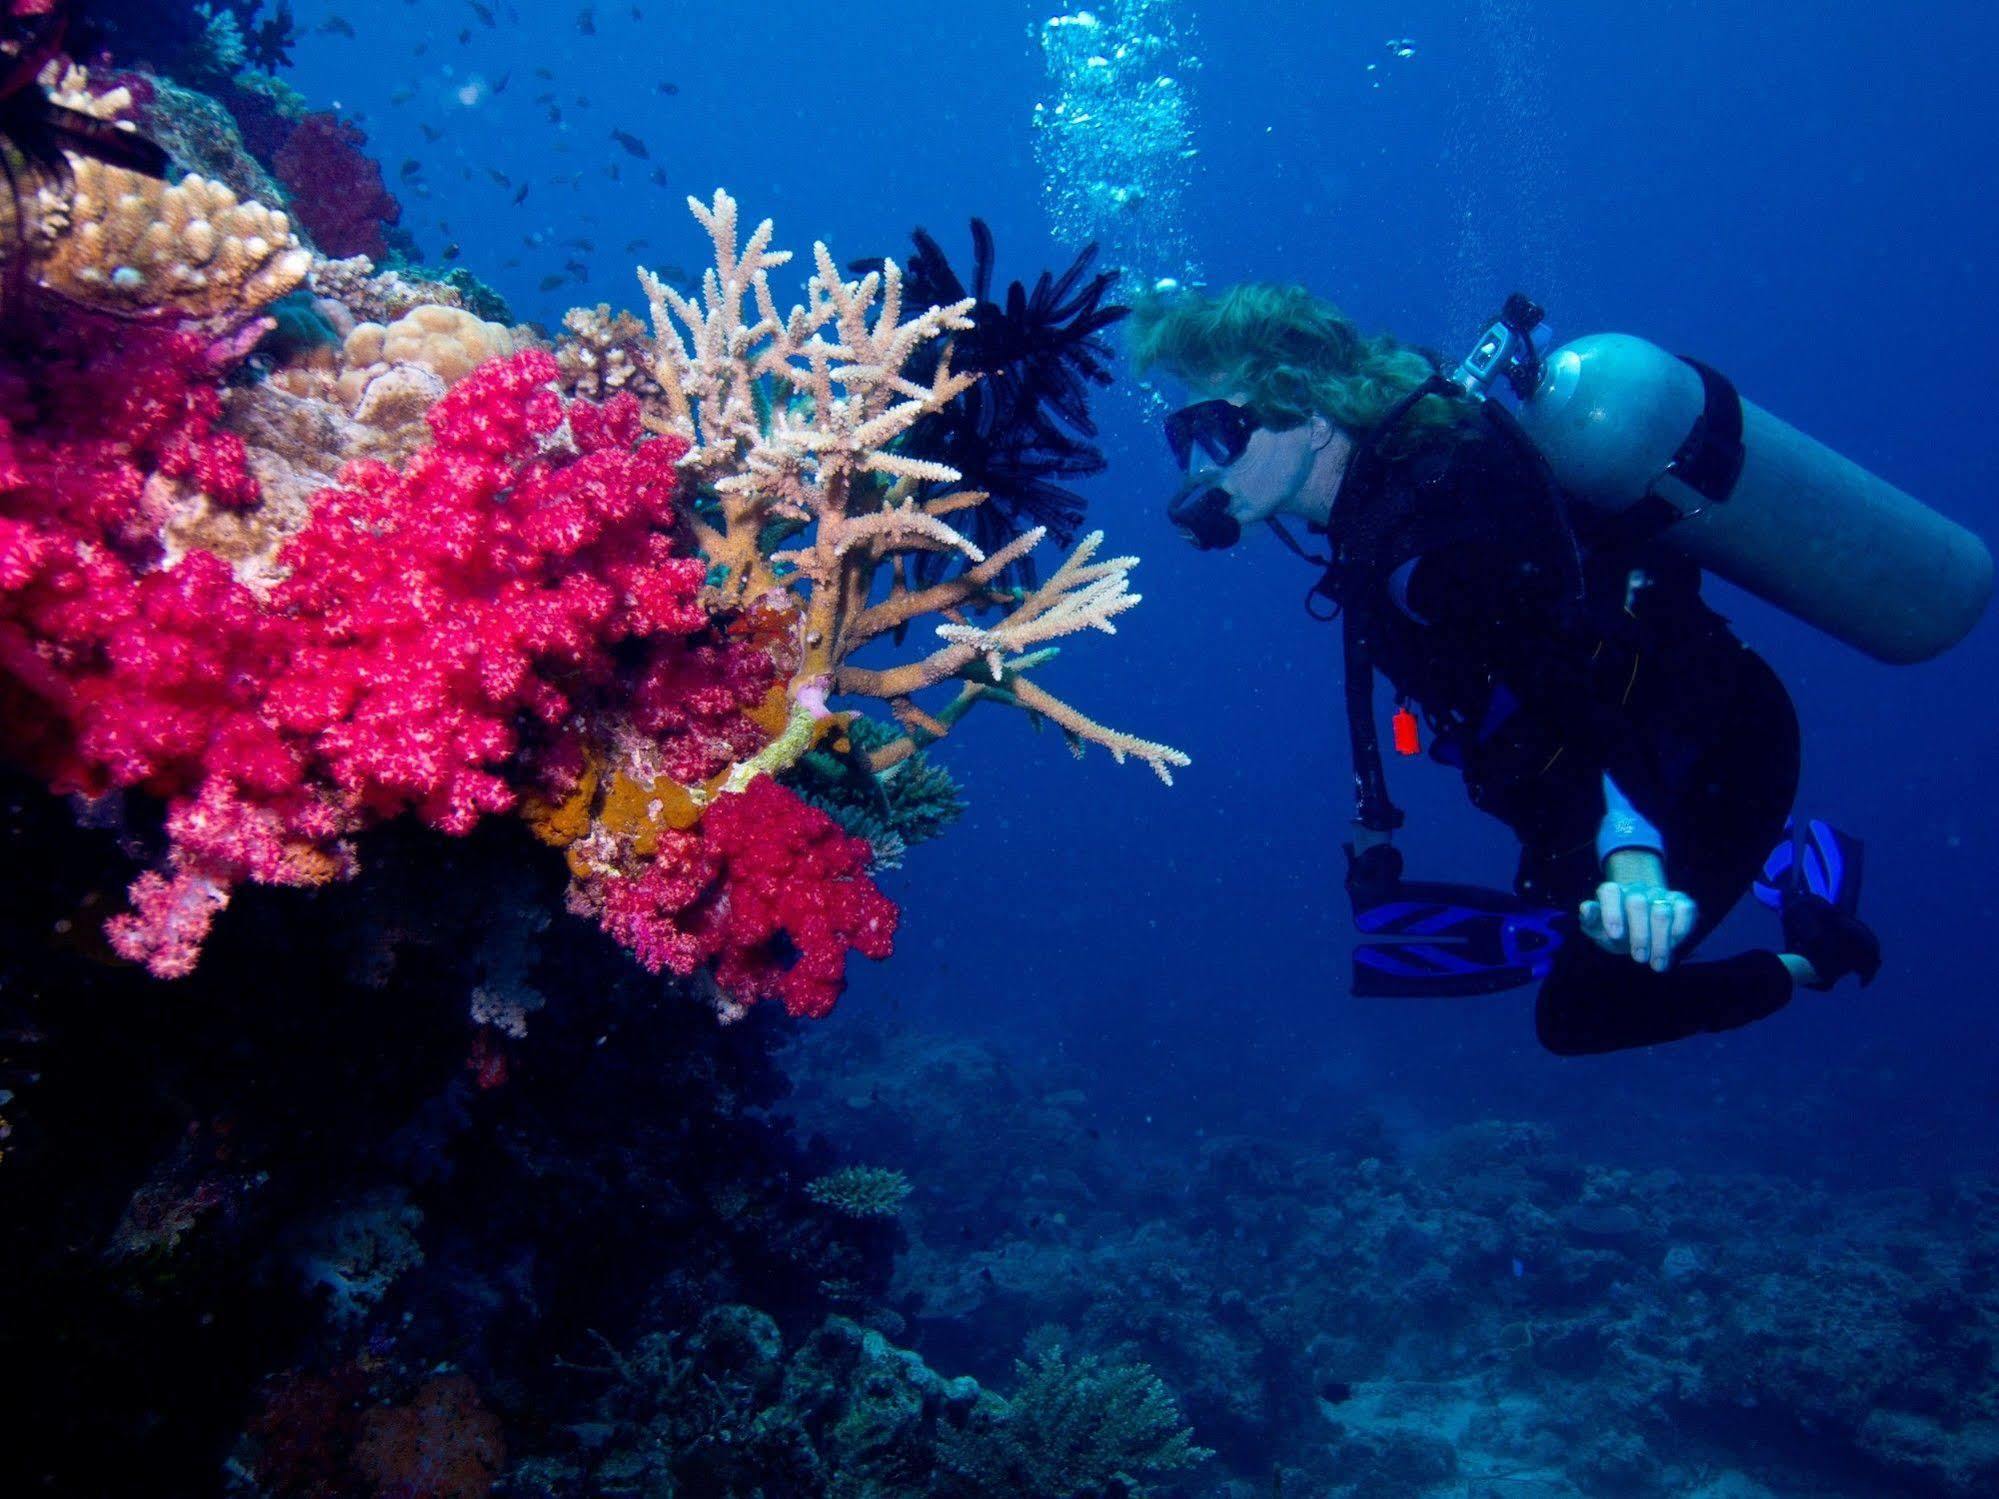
(1455, 296), (1993, 665)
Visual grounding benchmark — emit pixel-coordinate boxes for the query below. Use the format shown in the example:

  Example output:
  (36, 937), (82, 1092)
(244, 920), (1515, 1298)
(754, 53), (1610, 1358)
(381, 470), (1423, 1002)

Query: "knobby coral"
(12, 64), (308, 324)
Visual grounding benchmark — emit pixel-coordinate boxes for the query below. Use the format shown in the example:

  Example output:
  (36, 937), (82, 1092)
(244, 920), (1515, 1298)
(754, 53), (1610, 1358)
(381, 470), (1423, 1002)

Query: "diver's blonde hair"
(1128, 282), (1464, 451)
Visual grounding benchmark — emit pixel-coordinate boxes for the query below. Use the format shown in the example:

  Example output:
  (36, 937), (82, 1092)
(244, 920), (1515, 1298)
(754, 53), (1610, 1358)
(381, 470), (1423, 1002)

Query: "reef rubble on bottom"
(783, 1022), (1999, 1499)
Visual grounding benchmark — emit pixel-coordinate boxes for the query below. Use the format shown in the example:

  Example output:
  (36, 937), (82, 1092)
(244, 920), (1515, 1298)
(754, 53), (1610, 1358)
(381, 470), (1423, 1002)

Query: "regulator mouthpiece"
(1168, 484), (1242, 551)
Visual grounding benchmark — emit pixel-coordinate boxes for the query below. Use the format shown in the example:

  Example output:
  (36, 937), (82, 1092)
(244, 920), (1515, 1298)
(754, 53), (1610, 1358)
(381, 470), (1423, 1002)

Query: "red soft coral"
(1, 335), (711, 977)
(596, 776), (897, 1020)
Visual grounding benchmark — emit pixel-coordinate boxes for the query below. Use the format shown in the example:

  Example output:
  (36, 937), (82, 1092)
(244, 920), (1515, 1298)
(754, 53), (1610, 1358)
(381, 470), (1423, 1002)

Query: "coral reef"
(790, 714), (968, 872)
(554, 301), (662, 405)
(783, 1022), (1999, 1498)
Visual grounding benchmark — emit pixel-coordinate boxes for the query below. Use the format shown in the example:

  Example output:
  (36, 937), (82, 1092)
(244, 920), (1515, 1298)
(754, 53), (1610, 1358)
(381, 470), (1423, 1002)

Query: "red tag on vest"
(1392, 706), (1421, 757)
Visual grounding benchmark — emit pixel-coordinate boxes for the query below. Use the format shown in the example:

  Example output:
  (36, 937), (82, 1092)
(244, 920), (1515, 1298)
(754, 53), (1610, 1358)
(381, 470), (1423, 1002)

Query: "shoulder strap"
(1331, 374), (1458, 835)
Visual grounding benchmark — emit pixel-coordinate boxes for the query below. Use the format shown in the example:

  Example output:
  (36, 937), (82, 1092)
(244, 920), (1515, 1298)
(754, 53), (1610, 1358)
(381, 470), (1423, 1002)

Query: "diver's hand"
(1580, 850), (1697, 972)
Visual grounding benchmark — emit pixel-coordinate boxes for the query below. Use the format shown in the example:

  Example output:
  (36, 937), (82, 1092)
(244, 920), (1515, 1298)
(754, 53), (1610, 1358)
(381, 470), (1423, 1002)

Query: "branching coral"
(640, 190), (1187, 785)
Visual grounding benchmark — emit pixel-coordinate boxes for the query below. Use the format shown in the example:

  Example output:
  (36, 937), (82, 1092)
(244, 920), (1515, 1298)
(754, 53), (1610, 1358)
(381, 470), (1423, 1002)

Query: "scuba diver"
(1135, 284), (1993, 1055)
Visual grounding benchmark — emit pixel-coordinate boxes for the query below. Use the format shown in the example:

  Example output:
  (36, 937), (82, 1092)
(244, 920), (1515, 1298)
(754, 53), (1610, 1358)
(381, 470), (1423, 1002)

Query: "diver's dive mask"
(1164, 398), (1261, 471)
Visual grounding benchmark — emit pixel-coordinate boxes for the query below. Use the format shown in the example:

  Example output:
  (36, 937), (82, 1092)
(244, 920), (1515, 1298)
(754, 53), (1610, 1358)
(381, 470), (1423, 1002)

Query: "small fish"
(535, 67), (555, 80)
(399, 158), (422, 179)
(457, 27), (470, 44)
(414, 41), (429, 56)
(493, 73), (510, 94)
(1511, 1257), (1526, 1279)
(546, 106), (562, 124)
(469, 0), (496, 23)
(539, 274), (567, 292)
(441, 242), (461, 262)
(487, 169), (512, 187)
(657, 80), (679, 96)
(563, 258), (587, 277)
(390, 88), (415, 106)
(649, 166), (668, 189)
(512, 183), (531, 205)
(610, 128), (649, 159)
(421, 123), (445, 143)
(503, 256), (522, 268)
(318, 16), (357, 38)
(577, 5), (596, 34)
(534, 91), (555, 106)
(575, 96), (592, 108)
(606, 163), (621, 182)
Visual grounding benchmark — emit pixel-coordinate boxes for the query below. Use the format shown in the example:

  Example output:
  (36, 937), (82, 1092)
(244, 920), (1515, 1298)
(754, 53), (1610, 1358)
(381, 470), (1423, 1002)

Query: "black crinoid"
(854, 222), (1128, 587)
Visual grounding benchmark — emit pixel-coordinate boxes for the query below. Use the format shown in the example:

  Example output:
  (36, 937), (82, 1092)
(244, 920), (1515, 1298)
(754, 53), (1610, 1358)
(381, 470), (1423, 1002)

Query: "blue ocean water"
(7, 2), (1998, 1494)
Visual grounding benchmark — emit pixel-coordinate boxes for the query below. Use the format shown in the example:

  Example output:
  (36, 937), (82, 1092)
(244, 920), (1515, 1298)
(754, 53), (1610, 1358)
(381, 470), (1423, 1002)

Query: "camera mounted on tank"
(1453, 292), (1548, 402)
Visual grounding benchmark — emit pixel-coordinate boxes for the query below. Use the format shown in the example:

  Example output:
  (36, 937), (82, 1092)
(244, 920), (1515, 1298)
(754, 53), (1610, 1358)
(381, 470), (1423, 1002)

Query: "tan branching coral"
(640, 190), (1187, 785)
(24, 67), (308, 321)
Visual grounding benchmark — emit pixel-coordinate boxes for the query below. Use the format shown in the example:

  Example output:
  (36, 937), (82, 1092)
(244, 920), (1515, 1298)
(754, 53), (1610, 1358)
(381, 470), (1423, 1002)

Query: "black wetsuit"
(1331, 401), (1799, 1055)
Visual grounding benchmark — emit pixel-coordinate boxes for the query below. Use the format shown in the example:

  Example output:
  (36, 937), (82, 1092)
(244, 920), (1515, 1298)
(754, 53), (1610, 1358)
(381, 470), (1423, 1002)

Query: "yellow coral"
(522, 763), (601, 850)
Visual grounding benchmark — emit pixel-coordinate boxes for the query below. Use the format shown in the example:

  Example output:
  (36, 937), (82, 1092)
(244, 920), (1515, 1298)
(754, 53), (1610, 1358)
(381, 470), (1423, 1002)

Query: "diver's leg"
(1533, 649), (1802, 1056)
(1534, 939), (1793, 1055)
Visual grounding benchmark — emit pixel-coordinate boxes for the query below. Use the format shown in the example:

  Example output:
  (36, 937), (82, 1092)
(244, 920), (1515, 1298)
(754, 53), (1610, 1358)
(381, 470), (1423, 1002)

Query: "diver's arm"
(1597, 772), (1664, 866)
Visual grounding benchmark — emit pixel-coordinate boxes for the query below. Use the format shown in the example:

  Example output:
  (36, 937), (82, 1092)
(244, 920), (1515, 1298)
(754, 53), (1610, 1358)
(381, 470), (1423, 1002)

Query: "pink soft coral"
(1, 334), (709, 975)
(597, 776), (897, 1020)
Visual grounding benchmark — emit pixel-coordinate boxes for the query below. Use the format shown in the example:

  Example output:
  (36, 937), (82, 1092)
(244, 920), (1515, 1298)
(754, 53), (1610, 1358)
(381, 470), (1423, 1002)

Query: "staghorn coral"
(641, 190), (1187, 785)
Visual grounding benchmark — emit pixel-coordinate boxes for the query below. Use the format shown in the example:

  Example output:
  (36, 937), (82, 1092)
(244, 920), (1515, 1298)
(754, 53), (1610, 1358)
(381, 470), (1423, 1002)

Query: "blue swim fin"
(1753, 817), (1865, 918)
(1351, 880), (1566, 998)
